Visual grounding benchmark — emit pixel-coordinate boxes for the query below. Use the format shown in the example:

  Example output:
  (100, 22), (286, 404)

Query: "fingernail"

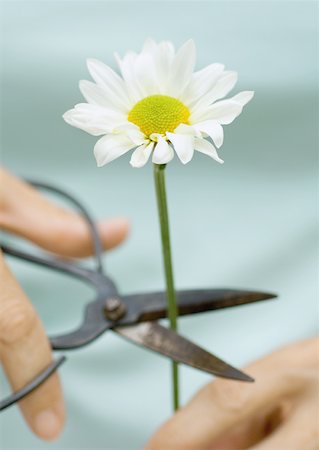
(34, 409), (62, 440)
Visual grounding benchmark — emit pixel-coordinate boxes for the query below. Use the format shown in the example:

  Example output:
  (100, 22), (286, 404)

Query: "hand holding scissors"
(0, 168), (129, 440)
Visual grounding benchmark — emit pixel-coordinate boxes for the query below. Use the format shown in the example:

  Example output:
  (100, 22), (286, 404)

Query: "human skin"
(0, 168), (129, 440)
(145, 337), (319, 450)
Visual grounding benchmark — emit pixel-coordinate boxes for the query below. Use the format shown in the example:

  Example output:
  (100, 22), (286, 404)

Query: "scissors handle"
(0, 357), (66, 412)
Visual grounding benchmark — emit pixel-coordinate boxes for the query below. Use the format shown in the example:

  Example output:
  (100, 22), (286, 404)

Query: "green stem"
(153, 163), (179, 411)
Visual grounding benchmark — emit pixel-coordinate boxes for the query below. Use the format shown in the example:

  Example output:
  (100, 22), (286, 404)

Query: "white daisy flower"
(63, 39), (254, 168)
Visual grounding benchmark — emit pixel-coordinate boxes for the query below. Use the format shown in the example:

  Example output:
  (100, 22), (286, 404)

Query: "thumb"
(0, 168), (129, 257)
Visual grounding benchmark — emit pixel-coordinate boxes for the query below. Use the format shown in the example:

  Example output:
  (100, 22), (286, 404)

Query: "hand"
(146, 338), (319, 450)
(0, 168), (129, 440)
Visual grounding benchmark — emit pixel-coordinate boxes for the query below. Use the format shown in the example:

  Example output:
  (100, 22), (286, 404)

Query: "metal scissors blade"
(115, 322), (253, 382)
(124, 288), (277, 322)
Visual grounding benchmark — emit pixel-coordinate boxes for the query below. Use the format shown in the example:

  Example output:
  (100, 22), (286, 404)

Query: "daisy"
(63, 39), (254, 168)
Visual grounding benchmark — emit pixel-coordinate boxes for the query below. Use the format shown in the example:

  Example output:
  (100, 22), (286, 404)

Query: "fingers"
(209, 403), (287, 450)
(0, 253), (64, 440)
(146, 377), (294, 450)
(145, 339), (318, 450)
(248, 394), (319, 450)
(0, 168), (129, 257)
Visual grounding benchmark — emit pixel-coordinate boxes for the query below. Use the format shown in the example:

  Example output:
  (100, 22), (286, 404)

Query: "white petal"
(166, 132), (194, 164)
(190, 88), (254, 124)
(79, 80), (125, 112)
(142, 38), (158, 53)
(174, 123), (200, 137)
(193, 121), (224, 148)
(63, 109), (109, 136)
(231, 91), (254, 106)
(114, 122), (146, 145)
(115, 51), (144, 104)
(191, 71), (238, 111)
(190, 99), (242, 124)
(117, 39), (175, 98)
(63, 103), (125, 136)
(154, 41), (175, 93)
(134, 52), (158, 96)
(207, 101), (242, 125)
(94, 134), (136, 166)
(130, 141), (154, 168)
(132, 39), (163, 95)
(212, 71), (238, 100)
(193, 63), (225, 81)
(202, 90), (254, 124)
(207, 91), (254, 124)
(86, 59), (132, 110)
(194, 137), (224, 164)
(167, 39), (196, 97)
(152, 137), (174, 164)
(181, 63), (225, 106)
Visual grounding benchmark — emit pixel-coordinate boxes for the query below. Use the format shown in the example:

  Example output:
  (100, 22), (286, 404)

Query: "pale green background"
(0, 1), (318, 449)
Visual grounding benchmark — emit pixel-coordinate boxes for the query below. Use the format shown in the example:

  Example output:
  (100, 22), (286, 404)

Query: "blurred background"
(0, 1), (318, 448)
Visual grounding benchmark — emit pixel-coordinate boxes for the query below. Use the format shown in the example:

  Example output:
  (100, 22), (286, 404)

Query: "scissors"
(0, 180), (277, 412)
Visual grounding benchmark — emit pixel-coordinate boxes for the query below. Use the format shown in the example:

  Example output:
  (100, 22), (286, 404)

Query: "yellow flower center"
(128, 95), (190, 137)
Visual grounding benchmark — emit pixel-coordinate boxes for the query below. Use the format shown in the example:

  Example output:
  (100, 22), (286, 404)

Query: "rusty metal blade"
(122, 289), (277, 323)
(114, 322), (253, 382)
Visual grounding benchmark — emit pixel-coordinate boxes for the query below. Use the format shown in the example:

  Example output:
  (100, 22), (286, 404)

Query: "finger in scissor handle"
(0, 356), (66, 412)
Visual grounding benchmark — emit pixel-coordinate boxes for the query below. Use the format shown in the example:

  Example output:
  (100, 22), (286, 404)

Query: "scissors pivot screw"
(104, 298), (126, 321)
